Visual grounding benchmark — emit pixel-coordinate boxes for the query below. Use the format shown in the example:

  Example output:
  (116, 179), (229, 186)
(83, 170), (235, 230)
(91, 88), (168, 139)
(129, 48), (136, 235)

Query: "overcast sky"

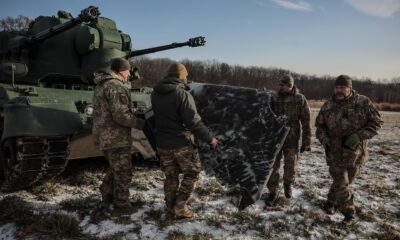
(1, 0), (399, 80)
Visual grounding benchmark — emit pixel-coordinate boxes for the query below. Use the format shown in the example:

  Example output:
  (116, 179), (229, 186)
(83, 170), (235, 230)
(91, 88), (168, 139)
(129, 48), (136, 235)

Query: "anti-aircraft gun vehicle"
(0, 6), (206, 191)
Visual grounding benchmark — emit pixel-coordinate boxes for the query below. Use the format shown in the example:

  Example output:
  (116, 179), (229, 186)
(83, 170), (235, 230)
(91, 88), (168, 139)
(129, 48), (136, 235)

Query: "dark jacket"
(151, 77), (213, 149)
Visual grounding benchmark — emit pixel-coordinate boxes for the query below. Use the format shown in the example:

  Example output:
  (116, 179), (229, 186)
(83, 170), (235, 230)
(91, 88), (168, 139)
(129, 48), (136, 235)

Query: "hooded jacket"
(151, 77), (212, 149)
(92, 72), (144, 150)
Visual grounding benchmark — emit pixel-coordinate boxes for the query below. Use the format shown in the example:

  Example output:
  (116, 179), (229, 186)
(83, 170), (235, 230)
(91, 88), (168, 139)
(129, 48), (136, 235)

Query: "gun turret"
(130, 36), (206, 57)
(0, 6), (205, 84)
(29, 6), (100, 44)
(0, 6), (100, 55)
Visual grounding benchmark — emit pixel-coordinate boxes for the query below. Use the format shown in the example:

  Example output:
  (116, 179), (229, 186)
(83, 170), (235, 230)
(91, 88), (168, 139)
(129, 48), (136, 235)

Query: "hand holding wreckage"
(210, 137), (219, 150)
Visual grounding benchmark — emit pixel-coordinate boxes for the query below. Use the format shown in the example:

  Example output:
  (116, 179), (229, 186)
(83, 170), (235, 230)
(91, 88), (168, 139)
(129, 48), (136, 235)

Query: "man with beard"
(315, 75), (382, 223)
(266, 74), (311, 204)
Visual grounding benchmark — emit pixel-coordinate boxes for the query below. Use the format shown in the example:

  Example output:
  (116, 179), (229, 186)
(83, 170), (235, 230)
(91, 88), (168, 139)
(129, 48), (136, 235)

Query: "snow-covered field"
(1, 110), (399, 240)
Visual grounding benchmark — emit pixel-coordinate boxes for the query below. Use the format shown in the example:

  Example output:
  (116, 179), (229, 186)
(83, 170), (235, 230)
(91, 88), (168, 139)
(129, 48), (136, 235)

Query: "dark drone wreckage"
(189, 83), (289, 209)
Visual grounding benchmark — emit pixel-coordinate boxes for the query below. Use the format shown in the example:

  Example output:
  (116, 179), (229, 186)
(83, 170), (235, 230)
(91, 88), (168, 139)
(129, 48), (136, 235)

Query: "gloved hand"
(344, 133), (361, 150)
(129, 66), (141, 82)
(135, 118), (146, 130)
(210, 137), (218, 150)
(300, 144), (311, 153)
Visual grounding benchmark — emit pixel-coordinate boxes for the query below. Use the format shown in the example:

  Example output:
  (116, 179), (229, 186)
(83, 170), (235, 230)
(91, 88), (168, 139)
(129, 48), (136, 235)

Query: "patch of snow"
(83, 220), (135, 238)
(0, 111), (399, 239)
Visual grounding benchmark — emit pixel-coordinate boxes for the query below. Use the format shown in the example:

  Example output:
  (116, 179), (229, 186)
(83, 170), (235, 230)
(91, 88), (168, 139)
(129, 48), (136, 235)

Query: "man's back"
(151, 63), (217, 219)
(151, 77), (211, 149)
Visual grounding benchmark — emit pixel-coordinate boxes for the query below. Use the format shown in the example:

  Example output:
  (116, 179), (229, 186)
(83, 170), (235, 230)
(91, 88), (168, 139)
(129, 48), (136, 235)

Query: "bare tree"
(391, 77), (400, 85)
(0, 15), (31, 31)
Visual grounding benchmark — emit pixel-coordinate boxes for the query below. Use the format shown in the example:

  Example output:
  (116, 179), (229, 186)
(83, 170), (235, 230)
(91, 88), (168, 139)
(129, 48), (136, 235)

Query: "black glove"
(300, 144), (311, 153)
(135, 118), (146, 130)
(344, 133), (361, 150)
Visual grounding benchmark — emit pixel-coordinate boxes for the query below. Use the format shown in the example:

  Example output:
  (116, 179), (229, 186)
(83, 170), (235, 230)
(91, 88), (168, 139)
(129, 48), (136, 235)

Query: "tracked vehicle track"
(0, 136), (69, 191)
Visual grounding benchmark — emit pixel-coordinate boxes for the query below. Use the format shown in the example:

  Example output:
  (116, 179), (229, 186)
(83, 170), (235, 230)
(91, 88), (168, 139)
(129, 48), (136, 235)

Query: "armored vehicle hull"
(0, 83), (155, 190)
(0, 6), (205, 191)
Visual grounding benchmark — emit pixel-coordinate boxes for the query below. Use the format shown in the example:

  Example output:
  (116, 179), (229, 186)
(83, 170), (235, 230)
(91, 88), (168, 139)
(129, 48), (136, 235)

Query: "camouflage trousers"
(158, 145), (201, 210)
(100, 147), (132, 207)
(327, 165), (360, 216)
(267, 148), (298, 193)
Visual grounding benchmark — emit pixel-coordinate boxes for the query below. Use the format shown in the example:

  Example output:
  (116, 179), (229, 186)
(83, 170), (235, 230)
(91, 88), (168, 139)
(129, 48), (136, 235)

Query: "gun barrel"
(130, 42), (187, 57)
(129, 36), (206, 58)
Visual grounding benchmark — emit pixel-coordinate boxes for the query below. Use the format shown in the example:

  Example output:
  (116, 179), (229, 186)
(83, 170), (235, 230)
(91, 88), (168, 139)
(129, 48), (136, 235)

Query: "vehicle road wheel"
(0, 138), (19, 192)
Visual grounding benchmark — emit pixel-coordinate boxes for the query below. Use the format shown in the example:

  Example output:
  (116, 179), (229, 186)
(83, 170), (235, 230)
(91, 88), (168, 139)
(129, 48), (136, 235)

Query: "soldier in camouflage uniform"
(92, 58), (145, 215)
(151, 63), (218, 218)
(315, 75), (382, 223)
(267, 74), (311, 203)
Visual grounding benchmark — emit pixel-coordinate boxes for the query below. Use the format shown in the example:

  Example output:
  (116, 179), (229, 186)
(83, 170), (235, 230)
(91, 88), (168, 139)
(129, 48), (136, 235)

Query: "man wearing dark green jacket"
(151, 63), (218, 218)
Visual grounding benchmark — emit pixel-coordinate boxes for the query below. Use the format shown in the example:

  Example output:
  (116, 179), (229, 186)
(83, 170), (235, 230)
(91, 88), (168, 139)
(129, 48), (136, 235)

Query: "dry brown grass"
(308, 100), (400, 112)
(374, 102), (400, 112)
(308, 100), (325, 109)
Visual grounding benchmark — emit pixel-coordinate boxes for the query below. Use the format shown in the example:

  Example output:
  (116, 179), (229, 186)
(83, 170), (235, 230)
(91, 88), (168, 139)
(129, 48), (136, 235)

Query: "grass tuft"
(167, 230), (188, 240)
(34, 212), (83, 239)
(195, 178), (225, 199)
(370, 222), (400, 240)
(60, 195), (100, 213)
(29, 180), (60, 201)
(192, 232), (214, 240)
(0, 195), (35, 226)
(65, 170), (104, 186)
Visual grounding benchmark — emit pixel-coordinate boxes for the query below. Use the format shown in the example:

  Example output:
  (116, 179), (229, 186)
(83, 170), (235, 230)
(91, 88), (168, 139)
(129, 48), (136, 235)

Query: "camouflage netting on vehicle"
(189, 83), (289, 209)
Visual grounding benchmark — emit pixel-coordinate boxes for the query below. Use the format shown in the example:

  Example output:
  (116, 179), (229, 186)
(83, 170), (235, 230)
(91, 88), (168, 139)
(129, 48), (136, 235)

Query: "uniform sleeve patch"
(119, 93), (129, 105)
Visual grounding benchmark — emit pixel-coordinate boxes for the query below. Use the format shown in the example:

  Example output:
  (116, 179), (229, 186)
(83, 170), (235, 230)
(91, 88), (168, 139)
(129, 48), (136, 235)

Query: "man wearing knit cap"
(266, 74), (311, 204)
(92, 57), (145, 215)
(315, 74), (382, 223)
(151, 62), (218, 219)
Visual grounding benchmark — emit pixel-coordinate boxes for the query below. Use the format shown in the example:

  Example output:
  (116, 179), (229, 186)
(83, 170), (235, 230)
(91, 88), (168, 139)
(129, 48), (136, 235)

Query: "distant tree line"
(0, 15), (31, 31)
(132, 57), (400, 104)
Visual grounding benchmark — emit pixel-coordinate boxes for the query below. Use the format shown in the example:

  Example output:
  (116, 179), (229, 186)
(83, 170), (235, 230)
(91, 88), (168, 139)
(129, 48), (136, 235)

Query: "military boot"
(173, 201), (193, 219)
(100, 184), (113, 211)
(284, 184), (292, 199)
(165, 195), (177, 219)
(342, 214), (355, 225)
(341, 207), (356, 225)
(112, 203), (137, 216)
(165, 201), (176, 219)
(101, 196), (113, 212)
(165, 207), (176, 219)
(322, 201), (336, 215)
(265, 191), (278, 207)
(101, 193), (113, 212)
